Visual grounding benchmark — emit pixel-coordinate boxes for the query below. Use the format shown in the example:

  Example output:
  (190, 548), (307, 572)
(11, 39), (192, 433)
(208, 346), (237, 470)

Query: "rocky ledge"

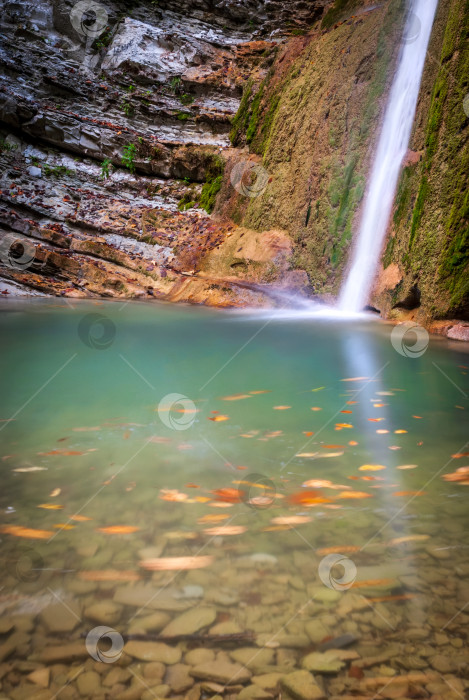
(0, 0), (322, 306)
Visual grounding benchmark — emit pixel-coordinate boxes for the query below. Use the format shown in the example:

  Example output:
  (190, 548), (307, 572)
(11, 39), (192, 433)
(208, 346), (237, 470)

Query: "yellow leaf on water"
(49, 488), (61, 498)
(53, 523), (75, 530)
(207, 415), (229, 422)
(396, 464), (418, 470)
(341, 377), (369, 382)
(37, 504), (64, 510)
(273, 406), (291, 410)
(358, 464), (386, 471)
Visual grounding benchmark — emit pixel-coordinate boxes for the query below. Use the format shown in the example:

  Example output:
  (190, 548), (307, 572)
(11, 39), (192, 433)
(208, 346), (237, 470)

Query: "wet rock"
(447, 324), (469, 341)
(184, 649), (215, 666)
(429, 654), (457, 673)
(77, 670), (101, 696)
(27, 668), (50, 688)
(142, 662), (166, 681)
(37, 642), (89, 663)
(161, 607), (216, 636)
(302, 650), (359, 674)
(114, 585), (193, 612)
(124, 642), (182, 665)
(190, 660), (251, 685)
(128, 612), (171, 633)
(251, 673), (284, 689)
(280, 670), (326, 700)
(27, 166), (42, 177)
(209, 621), (243, 635)
(39, 600), (81, 633)
(230, 648), (275, 669)
(84, 600), (123, 626)
(304, 621), (330, 645)
(238, 685), (273, 700)
(103, 668), (132, 687)
(164, 663), (194, 692)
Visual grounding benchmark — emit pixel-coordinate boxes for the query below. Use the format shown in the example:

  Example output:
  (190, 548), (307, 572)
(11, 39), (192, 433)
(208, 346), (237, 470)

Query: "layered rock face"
(0, 0), (321, 303)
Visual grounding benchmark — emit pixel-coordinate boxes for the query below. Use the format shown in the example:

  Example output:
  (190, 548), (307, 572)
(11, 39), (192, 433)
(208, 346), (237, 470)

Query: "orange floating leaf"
(53, 523), (75, 530)
(273, 406), (291, 410)
(311, 407), (322, 411)
(49, 488), (61, 498)
(197, 513), (230, 523)
(70, 514), (93, 522)
(0, 525), (54, 539)
(37, 504), (64, 510)
(316, 545), (361, 555)
(207, 415), (229, 422)
(97, 525), (140, 534)
(340, 410), (353, 414)
(388, 535), (430, 545)
(287, 490), (332, 506)
(358, 464), (386, 472)
(337, 491), (372, 499)
(271, 515), (312, 525)
(211, 487), (243, 503)
(221, 394), (252, 401)
(367, 594), (416, 603)
(396, 464), (418, 470)
(140, 555), (214, 570)
(203, 525), (247, 536)
(394, 429), (408, 434)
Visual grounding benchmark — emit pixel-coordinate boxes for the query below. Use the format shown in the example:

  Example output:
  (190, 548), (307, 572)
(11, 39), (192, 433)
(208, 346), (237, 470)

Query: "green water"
(0, 300), (468, 697)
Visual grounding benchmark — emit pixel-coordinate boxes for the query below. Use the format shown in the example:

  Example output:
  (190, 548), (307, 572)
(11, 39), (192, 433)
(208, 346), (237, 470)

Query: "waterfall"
(339, 0), (439, 312)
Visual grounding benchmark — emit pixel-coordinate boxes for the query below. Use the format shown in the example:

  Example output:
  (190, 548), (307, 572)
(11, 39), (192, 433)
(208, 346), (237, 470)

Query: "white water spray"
(339, 0), (439, 312)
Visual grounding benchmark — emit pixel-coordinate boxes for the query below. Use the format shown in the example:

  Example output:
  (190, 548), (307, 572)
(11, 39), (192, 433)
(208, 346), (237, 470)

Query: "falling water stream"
(339, 0), (439, 312)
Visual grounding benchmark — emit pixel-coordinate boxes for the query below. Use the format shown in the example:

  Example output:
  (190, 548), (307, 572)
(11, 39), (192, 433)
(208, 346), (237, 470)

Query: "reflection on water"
(0, 300), (468, 699)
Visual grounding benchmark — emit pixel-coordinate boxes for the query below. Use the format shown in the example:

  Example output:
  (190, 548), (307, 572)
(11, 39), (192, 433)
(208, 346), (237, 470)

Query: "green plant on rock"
(200, 155), (225, 214)
(180, 93), (195, 106)
(121, 143), (137, 174)
(100, 158), (112, 180)
(121, 100), (134, 118)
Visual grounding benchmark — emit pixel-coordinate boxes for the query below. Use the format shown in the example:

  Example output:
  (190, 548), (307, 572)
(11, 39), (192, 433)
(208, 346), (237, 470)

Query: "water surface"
(0, 301), (468, 698)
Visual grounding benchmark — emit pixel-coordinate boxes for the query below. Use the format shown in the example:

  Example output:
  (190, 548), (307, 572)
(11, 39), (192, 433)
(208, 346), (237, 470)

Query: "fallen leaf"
(221, 394), (252, 401)
(197, 514), (230, 523)
(37, 504), (64, 510)
(203, 525), (247, 535)
(97, 525), (140, 534)
(337, 491), (373, 499)
(0, 525), (54, 539)
(271, 515), (312, 525)
(273, 406), (291, 410)
(207, 415), (230, 422)
(49, 488), (61, 498)
(316, 545), (361, 555)
(358, 464), (386, 472)
(140, 555), (214, 570)
(396, 464), (418, 470)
